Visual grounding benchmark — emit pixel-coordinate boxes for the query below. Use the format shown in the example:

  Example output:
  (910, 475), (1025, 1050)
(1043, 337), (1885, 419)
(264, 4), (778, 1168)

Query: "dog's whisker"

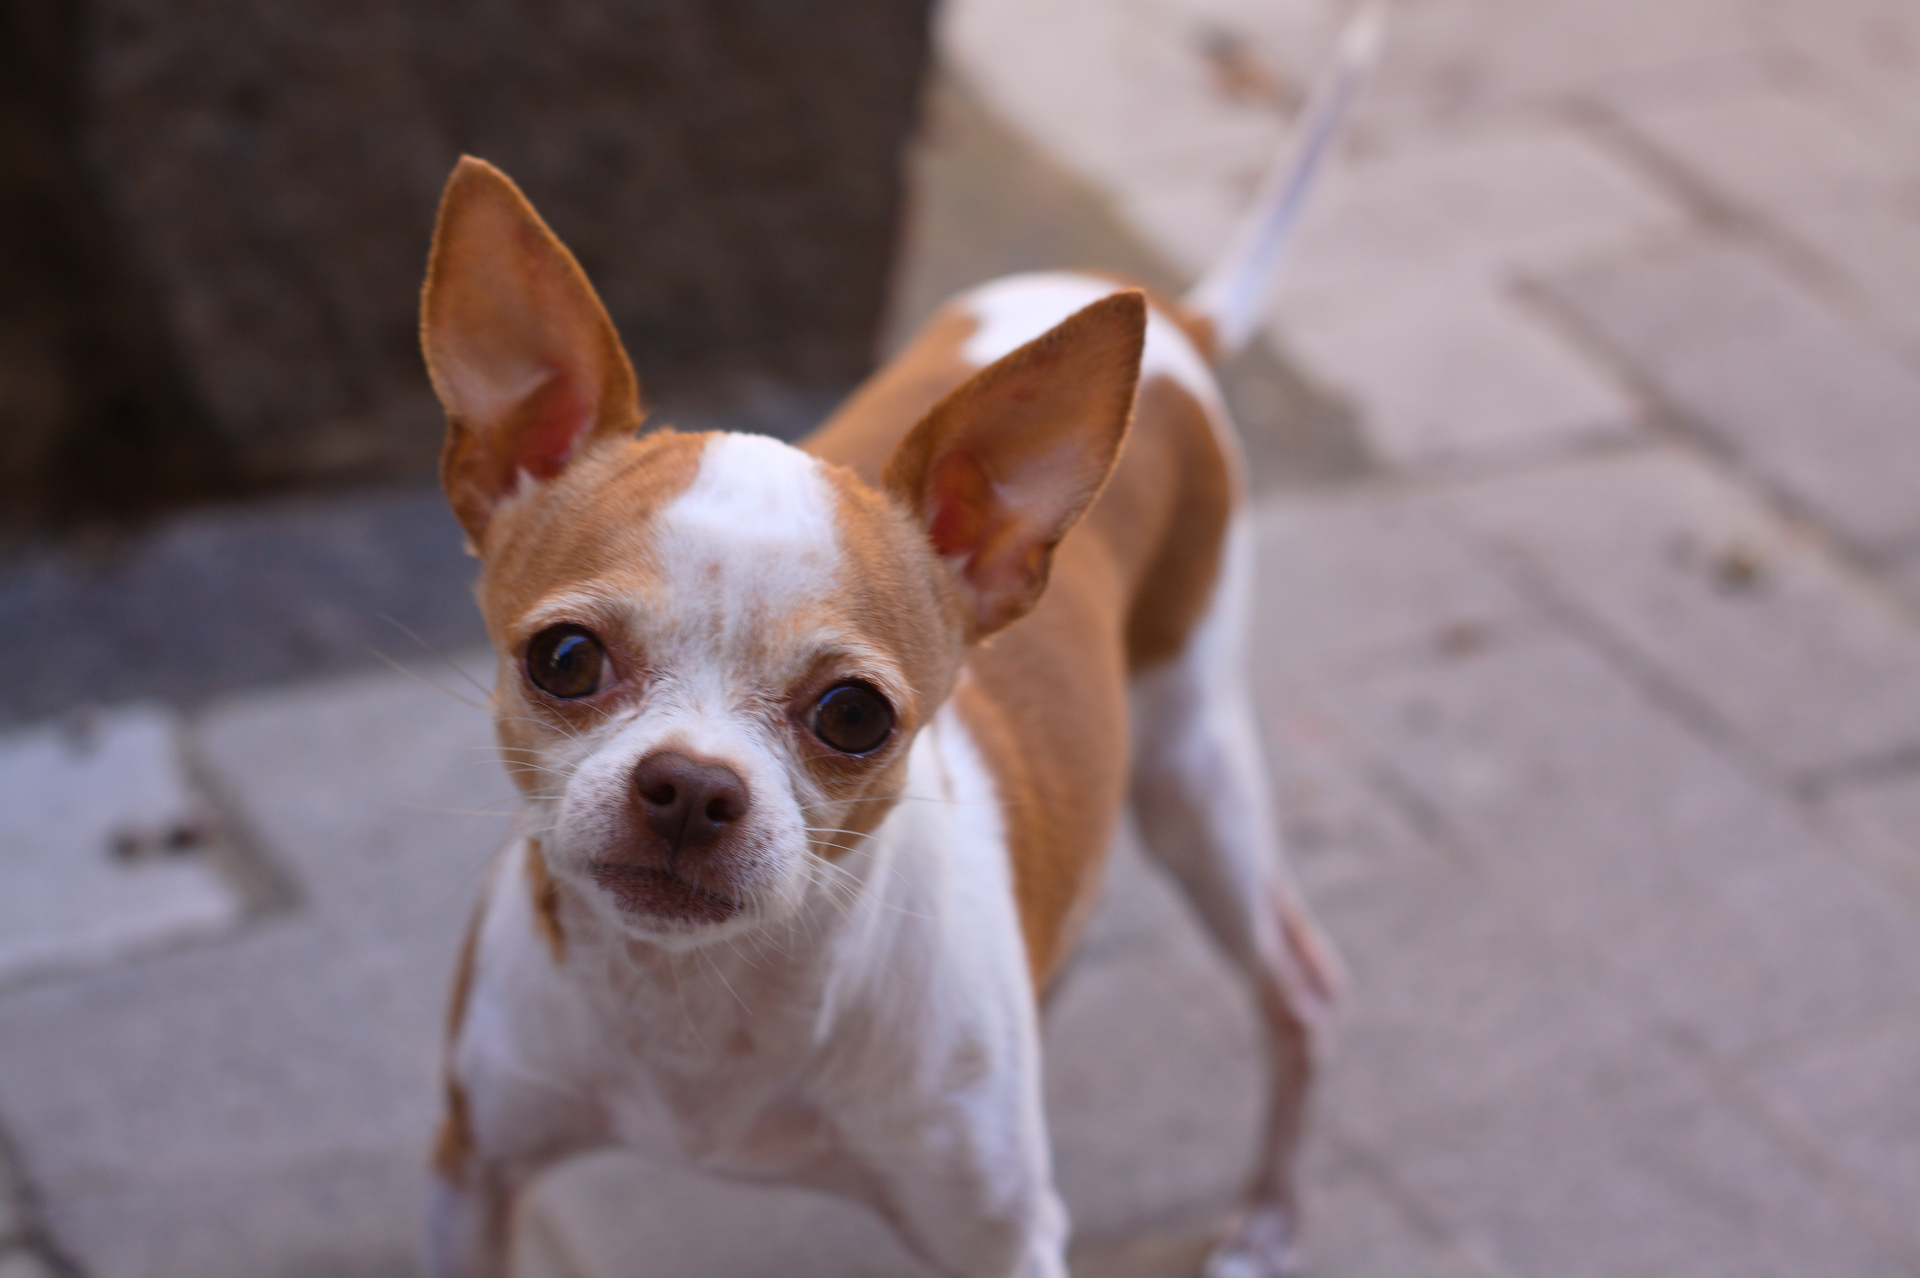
(397, 803), (528, 818)
(365, 645), (491, 713)
(700, 948), (752, 1016)
(375, 612), (496, 699)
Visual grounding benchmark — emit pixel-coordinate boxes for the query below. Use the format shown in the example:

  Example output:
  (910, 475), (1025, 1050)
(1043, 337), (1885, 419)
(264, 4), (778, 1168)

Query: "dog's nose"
(631, 750), (750, 854)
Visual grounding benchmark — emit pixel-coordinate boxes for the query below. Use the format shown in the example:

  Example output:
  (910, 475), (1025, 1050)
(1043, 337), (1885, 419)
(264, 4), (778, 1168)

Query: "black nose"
(631, 750), (750, 854)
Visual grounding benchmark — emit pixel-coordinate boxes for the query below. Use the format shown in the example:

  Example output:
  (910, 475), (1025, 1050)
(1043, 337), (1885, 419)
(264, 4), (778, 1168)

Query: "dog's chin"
(588, 862), (744, 934)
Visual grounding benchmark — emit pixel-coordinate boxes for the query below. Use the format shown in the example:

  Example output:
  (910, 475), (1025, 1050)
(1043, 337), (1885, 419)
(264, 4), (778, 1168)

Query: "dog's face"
(473, 428), (958, 942)
(421, 158), (1143, 945)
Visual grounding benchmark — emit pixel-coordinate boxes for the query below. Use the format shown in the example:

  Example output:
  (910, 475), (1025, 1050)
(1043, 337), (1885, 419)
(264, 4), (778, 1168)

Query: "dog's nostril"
(630, 750), (750, 852)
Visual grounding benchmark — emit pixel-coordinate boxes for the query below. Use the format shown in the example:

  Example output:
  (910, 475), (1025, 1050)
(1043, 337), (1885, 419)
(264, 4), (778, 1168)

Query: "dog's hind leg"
(1127, 514), (1341, 1278)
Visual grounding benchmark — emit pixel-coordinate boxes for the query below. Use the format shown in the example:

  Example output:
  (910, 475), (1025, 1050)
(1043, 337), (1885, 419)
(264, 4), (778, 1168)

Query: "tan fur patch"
(1100, 374), (1234, 669)
(433, 1074), (475, 1182)
(525, 838), (566, 963)
(445, 898), (483, 1042)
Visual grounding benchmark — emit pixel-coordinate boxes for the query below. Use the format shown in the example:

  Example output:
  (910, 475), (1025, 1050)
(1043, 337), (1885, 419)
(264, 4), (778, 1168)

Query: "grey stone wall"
(1, 0), (931, 526)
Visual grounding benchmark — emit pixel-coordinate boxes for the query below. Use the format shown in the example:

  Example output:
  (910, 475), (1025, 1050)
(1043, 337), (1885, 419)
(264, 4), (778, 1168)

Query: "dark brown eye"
(526, 625), (607, 699)
(812, 682), (894, 755)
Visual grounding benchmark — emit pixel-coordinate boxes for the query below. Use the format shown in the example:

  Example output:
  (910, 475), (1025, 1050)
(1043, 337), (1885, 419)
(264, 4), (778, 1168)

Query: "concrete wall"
(0, 0), (932, 527)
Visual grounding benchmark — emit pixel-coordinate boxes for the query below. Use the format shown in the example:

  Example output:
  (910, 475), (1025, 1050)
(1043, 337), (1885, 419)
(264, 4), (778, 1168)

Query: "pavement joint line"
(1512, 263), (1920, 574)
(1262, 612), (1557, 687)
(1670, 1019), (1920, 1273)
(0, 1127), (83, 1278)
(1448, 509), (1805, 789)
(1447, 490), (1920, 806)
(1805, 792), (1920, 922)
(1791, 740), (1920, 805)
(1564, 94), (1920, 376)
(173, 711), (302, 918)
(1306, 620), (1772, 1048)
(1250, 432), (1654, 519)
(1313, 1118), (1514, 1278)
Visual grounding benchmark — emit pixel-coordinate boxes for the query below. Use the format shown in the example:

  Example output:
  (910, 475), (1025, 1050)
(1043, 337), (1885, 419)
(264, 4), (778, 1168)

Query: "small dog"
(423, 16), (1378, 1274)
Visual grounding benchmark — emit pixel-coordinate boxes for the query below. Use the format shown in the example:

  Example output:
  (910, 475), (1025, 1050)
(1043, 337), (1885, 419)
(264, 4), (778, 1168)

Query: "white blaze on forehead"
(655, 433), (842, 643)
(961, 271), (1224, 416)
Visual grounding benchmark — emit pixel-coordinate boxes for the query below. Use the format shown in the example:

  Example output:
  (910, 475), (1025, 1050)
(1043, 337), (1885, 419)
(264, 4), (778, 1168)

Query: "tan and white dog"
(422, 16), (1379, 1275)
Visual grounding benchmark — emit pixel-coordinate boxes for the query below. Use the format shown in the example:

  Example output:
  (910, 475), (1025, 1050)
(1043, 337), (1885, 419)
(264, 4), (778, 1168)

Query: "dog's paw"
(1202, 1205), (1302, 1278)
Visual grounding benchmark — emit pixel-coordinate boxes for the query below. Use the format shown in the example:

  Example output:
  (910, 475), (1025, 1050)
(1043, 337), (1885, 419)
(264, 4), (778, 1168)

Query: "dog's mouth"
(588, 862), (742, 925)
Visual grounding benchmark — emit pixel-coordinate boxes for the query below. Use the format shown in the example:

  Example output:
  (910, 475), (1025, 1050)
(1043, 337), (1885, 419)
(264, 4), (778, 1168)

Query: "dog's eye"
(526, 625), (607, 699)
(812, 682), (894, 755)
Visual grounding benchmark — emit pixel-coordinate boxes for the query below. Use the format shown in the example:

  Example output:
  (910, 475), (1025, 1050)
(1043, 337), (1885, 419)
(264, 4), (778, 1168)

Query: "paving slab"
(0, 704), (243, 989)
(1342, 0), (1771, 131)
(1760, 0), (1920, 141)
(1817, 768), (1920, 910)
(1280, 274), (1640, 468)
(1264, 121), (1679, 467)
(1440, 445), (1920, 777)
(1249, 487), (1533, 680)
(0, 1167), (20, 1250)
(1312, 842), (1648, 1146)
(1314, 624), (1920, 1065)
(1045, 833), (1267, 1240)
(1280, 124), (1686, 309)
(0, 1252), (58, 1278)
(1881, 551), (1920, 629)
(1538, 238), (1920, 552)
(1360, 1022), (1917, 1278)
(516, 1154), (932, 1278)
(1612, 84), (1920, 352)
(1286, 1132), (1514, 1278)
(0, 662), (508, 1278)
(1249, 530), (1919, 1275)
(1268, 624), (1920, 1277)
(0, 1136), (37, 1260)
(1744, 1014), (1920, 1263)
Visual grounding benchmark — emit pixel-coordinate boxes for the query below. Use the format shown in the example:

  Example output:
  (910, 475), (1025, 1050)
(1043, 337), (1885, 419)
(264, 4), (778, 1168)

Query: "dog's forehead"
(652, 432), (842, 630)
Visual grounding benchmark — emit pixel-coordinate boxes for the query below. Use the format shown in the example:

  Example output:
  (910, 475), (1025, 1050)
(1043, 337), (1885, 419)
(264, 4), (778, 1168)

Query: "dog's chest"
(572, 941), (840, 1168)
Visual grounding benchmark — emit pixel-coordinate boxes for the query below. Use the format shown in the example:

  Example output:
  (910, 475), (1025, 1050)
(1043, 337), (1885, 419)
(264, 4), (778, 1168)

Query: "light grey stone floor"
(5, 1), (1920, 1275)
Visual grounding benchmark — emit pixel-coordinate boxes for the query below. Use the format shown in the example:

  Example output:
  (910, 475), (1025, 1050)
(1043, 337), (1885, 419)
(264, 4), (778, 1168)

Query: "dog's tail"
(1183, 0), (1388, 356)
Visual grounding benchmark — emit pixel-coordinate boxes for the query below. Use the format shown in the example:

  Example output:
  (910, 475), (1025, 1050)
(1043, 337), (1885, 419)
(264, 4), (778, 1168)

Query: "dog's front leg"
(819, 945), (1069, 1278)
(426, 1162), (511, 1278)
(836, 1061), (1070, 1278)
(424, 1071), (601, 1278)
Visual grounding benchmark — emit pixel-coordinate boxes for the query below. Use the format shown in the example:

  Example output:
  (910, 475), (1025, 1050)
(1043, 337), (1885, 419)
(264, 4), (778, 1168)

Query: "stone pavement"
(5, 0), (1920, 1275)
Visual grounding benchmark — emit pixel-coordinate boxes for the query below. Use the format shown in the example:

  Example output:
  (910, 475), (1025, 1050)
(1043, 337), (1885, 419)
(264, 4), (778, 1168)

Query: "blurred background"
(2, 0), (1918, 1275)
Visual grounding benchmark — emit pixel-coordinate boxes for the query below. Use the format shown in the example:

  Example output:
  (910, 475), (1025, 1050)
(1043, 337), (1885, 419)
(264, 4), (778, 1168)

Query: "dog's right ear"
(883, 291), (1144, 643)
(422, 156), (642, 545)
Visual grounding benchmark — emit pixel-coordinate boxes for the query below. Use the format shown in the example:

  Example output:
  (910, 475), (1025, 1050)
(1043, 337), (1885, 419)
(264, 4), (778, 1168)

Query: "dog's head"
(421, 158), (1143, 946)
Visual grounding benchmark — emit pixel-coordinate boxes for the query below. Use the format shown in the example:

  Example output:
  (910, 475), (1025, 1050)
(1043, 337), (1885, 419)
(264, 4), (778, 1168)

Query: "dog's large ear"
(883, 291), (1145, 642)
(422, 156), (642, 544)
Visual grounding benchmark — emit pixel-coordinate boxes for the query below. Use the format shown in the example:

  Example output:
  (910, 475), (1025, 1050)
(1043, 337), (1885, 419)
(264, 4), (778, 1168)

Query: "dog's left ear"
(422, 156), (643, 545)
(884, 291), (1145, 642)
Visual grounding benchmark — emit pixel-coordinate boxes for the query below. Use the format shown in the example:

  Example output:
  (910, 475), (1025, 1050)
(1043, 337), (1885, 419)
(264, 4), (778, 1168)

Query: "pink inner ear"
(509, 371), (595, 483)
(925, 449), (994, 558)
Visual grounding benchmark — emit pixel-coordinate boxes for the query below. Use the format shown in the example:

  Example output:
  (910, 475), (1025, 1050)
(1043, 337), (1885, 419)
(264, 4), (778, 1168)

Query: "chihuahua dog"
(423, 13), (1380, 1275)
